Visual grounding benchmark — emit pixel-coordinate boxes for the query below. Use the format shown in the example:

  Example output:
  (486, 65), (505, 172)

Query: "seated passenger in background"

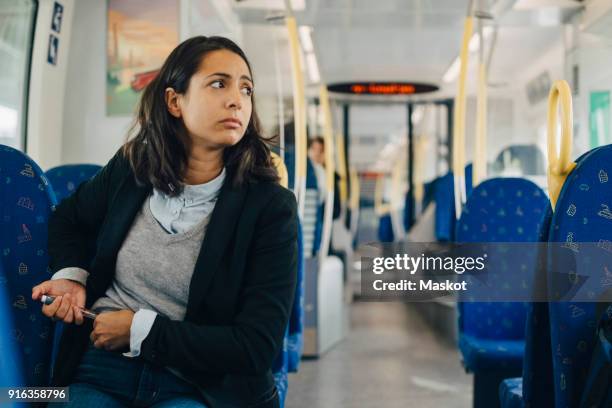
(31, 36), (298, 408)
(308, 136), (340, 219)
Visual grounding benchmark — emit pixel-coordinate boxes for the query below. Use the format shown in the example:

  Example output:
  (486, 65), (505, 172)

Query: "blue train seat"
(456, 177), (549, 408)
(45, 164), (102, 202)
(546, 144), (612, 407)
(377, 213), (394, 242)
(0, 261), (26, 389)
(287, 222), (304, 372)
(0, 145), (58, 387)
(272, 328), (289, 407)
(500, 209), (554, 408)
(435, 164), (473, 242)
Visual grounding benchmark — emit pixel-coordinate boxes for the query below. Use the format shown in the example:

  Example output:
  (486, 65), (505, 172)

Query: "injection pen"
(40, 295), (98, 319)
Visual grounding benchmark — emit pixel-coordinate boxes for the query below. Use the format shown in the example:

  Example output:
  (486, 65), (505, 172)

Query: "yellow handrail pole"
(285, 15), (307, 219)
(452, 14), (474, 219)
(374, 174), (390, 217)
(473, 17), (488, 187)
(319, 85), (336, 258)
(547, 80), (576, 210)
(336, 131), (349, 205)
(349, 167), (360, 213)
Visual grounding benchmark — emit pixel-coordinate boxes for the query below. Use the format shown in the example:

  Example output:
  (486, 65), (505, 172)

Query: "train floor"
(286, 302), (473, 408)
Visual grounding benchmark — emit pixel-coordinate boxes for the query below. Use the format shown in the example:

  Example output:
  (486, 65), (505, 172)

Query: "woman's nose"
(226, 87), (243, 110)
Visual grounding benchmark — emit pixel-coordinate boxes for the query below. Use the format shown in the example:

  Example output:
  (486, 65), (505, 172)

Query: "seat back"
(0, 145), (57, 386)
(519, 207), (555, 407)
(456, 178), (549, 340)
(547, 144), (612, 407)
(287, 222), (304, 372)
(435, 164), (473, 242)
(0, 261), (25, 387)
(303, 159), (320, 257)
(45, 164), (102, 202)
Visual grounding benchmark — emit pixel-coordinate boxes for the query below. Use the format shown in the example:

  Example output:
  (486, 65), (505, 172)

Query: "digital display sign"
(327, 82), (439, 95)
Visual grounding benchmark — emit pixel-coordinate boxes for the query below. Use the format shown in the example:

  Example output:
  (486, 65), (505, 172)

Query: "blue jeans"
(49, 343), (208, 407)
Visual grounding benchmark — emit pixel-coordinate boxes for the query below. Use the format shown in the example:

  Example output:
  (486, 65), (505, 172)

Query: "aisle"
(286, 302), (472, 408)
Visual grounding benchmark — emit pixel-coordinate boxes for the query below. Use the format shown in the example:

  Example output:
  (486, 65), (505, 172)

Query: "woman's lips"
(220, 118), (242, 129)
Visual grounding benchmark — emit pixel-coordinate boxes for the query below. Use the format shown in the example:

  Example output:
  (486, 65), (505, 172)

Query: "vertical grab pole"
(319, 86), (335, 259)
(473, 18), (487, 187)
(452, 0), (474, 219)
(285, 14), (307, 219)
(272, 28), (286, 162)
(407, 103), (415, 229)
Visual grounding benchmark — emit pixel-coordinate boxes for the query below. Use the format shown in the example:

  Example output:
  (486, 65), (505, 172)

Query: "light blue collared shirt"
(52, 168), (226, 357)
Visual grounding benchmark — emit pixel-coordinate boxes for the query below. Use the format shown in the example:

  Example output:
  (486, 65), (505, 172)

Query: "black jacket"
(48, 151), (298, 408)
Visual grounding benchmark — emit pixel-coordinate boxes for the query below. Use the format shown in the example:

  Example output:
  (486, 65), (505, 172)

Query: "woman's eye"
(241, 87), (253, 96)
(211, 80), (224, 88)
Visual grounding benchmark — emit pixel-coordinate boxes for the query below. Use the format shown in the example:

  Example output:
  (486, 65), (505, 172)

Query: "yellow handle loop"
(546, 80), (576, 210)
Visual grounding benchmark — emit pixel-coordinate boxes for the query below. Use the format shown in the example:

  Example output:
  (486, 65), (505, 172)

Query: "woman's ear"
(165, 87), (182, 118)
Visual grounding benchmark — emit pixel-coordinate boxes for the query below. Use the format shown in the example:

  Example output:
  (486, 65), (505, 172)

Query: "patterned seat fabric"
(547, 144), (612, 408)
(501, 209), (555, 408)
(0, 145), (58, 386)
(0, 261), (26, 387)
(435, 164), (473, 242)
(456, 177), (549, 407)
(287, 222), (304, 372)
(45, 164), (102, 202)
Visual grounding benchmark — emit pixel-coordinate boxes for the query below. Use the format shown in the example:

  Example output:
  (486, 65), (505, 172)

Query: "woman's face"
(168, 49), (254, 150)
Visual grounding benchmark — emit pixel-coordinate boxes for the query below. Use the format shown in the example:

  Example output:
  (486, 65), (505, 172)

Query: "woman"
(31, 36), (298, 408)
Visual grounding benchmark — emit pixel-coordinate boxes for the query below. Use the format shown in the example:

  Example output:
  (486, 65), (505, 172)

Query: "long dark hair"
(123, 36), (278, 195)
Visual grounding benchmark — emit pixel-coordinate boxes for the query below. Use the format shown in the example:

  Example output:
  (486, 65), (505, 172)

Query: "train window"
(0, 0), (37, 151)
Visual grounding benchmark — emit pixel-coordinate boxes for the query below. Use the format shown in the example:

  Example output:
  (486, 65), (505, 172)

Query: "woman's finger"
(31, 281), (52, 300)
(55, 293), (72, 320)
(93, 336), (105, 349)
(63, 305), (74, 324)
(41, 296), (62, 318)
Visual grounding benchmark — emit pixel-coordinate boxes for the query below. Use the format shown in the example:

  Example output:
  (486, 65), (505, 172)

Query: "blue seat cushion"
(459, 334), (524, 372)
(499, 377), (523, 408)
(0, 145), (57, 386)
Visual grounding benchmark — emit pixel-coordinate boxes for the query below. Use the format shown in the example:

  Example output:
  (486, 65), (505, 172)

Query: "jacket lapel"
(186, 176), (247, 319)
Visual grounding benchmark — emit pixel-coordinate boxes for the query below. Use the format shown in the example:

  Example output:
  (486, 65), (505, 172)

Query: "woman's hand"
(31, 279), (87, 325)
(90, 310), (134, 351)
